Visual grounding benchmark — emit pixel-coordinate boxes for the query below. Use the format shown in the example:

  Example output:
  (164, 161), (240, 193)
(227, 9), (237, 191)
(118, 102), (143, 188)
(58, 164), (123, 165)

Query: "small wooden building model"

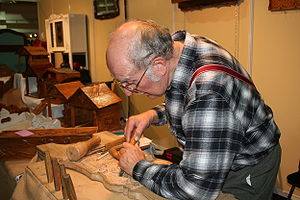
(42, 67), (81, 98)
(45, 81), (84, 118)
(66, 83), (122, 131)
(43, 68), (80, 83)
(17, 46), (52, 98)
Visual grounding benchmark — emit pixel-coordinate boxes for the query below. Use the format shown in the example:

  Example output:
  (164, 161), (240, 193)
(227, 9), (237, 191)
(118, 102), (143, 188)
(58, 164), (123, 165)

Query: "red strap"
(189, 64), (256, 88)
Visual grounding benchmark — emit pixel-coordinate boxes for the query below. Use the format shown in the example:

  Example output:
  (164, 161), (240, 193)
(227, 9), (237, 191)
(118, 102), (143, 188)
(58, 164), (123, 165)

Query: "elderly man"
(106, 20), (281, 200)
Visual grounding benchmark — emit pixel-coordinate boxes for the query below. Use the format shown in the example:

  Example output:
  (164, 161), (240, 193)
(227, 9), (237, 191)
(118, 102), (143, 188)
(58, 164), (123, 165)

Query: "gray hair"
(127, 20), (174, 70)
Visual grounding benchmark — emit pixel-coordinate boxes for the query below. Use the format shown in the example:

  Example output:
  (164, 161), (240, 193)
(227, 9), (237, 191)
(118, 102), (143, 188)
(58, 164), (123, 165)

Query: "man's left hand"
(119, 142), (145, 176)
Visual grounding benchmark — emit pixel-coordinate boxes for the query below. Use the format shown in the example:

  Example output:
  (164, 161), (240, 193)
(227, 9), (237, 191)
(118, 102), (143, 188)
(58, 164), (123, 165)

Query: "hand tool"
(66, 134), (102, 161)
(86, 136), (126, 156)
(109, 136), (137, 160)
(109, 135), (137, 177)
(66, 133), (129, 161)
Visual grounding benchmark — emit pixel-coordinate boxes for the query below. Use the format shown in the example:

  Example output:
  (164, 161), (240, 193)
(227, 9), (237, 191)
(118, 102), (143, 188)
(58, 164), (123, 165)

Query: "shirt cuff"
(151, 106), (165, 126)
(132, 160), (153, 182)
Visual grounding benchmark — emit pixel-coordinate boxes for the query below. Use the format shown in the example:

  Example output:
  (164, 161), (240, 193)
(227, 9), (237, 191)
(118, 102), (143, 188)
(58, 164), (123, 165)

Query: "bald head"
(106, 20), (174, 76)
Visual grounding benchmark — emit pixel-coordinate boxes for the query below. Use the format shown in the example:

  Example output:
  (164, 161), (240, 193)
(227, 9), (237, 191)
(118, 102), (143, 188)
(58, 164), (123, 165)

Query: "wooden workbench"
(6, 131), (236, 200)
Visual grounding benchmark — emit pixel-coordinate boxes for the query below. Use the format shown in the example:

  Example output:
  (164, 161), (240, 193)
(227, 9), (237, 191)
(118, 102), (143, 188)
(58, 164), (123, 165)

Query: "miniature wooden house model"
(42, 67), (80, 98)
(45, 81), (84, 118)
(17, 46), (52, 98)
(66, 83), (122, 131)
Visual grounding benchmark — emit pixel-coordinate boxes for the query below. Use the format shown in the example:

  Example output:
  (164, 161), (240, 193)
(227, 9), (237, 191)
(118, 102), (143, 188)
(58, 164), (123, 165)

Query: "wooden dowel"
(45, 151), (53, 183)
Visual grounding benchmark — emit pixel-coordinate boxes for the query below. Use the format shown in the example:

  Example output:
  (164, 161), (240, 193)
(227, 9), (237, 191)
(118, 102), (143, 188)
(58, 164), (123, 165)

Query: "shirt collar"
(167, 30), (198, 92)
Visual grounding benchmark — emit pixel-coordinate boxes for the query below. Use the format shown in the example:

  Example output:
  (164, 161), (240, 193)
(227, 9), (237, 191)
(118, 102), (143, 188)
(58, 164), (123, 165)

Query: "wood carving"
(269, 0), (300, 11)
(33, 132), (236, 200)
(36, 131), (169, 200)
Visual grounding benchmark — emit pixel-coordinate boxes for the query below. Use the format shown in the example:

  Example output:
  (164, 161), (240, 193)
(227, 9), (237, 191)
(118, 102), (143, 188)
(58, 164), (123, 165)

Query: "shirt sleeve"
(151, 103), (168, 126)
(132, 91), (242, 200)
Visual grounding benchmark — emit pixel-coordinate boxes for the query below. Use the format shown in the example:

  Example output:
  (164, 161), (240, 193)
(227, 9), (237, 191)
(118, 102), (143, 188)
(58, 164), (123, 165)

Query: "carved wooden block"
(36, 132), (167, 200)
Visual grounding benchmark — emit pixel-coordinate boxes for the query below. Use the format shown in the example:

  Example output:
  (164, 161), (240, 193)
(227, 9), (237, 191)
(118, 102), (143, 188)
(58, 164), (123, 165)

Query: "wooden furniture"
(17, 46), (52, 98)
(0, 127), (98, 160)
(45, 14), (88, 70)
(66, 83), (122, 131)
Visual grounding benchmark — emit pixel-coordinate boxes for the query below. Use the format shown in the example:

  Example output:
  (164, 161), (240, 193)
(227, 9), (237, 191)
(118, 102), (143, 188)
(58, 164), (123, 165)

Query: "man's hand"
(119, 142), (145, 176)
(125, 110), (159, 142)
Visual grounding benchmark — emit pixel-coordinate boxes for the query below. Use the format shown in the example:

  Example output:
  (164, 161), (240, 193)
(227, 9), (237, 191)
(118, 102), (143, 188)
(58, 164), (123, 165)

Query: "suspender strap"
(189, 64), (256, 88)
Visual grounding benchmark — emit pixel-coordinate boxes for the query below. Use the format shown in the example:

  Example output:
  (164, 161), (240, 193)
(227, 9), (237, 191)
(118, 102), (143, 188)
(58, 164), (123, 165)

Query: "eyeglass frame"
(115, 65), (149, 93)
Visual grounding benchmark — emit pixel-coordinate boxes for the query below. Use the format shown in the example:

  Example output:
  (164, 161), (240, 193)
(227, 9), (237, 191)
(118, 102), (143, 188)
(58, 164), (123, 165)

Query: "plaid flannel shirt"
(132, 31), (280, 200)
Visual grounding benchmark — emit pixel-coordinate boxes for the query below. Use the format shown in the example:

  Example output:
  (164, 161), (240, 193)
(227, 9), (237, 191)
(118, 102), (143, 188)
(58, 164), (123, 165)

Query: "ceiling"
(0, 0), (38, 35)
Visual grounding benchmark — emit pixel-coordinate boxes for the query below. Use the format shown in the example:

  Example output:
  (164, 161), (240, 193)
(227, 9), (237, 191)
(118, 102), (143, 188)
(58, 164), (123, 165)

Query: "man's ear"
(151, 57), (167, 77)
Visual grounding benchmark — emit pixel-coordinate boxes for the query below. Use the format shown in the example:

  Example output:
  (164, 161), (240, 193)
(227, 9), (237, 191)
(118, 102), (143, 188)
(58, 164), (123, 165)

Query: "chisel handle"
(109, 135), (136, 160)
(104, 136), (126, 150)
(66, 134), (102, 161)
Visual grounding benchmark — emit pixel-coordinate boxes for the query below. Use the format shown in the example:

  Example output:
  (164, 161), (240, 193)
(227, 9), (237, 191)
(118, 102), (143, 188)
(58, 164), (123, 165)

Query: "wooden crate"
(0, 127), (98, 160)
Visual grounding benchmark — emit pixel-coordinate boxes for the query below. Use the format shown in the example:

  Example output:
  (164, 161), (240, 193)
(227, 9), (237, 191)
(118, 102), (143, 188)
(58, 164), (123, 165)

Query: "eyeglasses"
(115, 66), (149, 93)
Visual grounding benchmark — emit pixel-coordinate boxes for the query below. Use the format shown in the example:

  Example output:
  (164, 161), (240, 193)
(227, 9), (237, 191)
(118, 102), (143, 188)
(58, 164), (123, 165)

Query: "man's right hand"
(124, 109), (159, 142)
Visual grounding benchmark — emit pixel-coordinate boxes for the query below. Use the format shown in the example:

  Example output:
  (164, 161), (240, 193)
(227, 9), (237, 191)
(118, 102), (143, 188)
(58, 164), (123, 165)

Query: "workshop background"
(7, 0), (300, 198)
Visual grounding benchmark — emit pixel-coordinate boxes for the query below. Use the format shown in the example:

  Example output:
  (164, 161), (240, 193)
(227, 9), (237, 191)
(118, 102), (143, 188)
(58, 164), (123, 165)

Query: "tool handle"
(104, 136), (126, 150)
(109, 135), (137, 160)
(66, 134), (102, 161)
(129, 135), (137, 145)
(109, 147), (121, 160)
